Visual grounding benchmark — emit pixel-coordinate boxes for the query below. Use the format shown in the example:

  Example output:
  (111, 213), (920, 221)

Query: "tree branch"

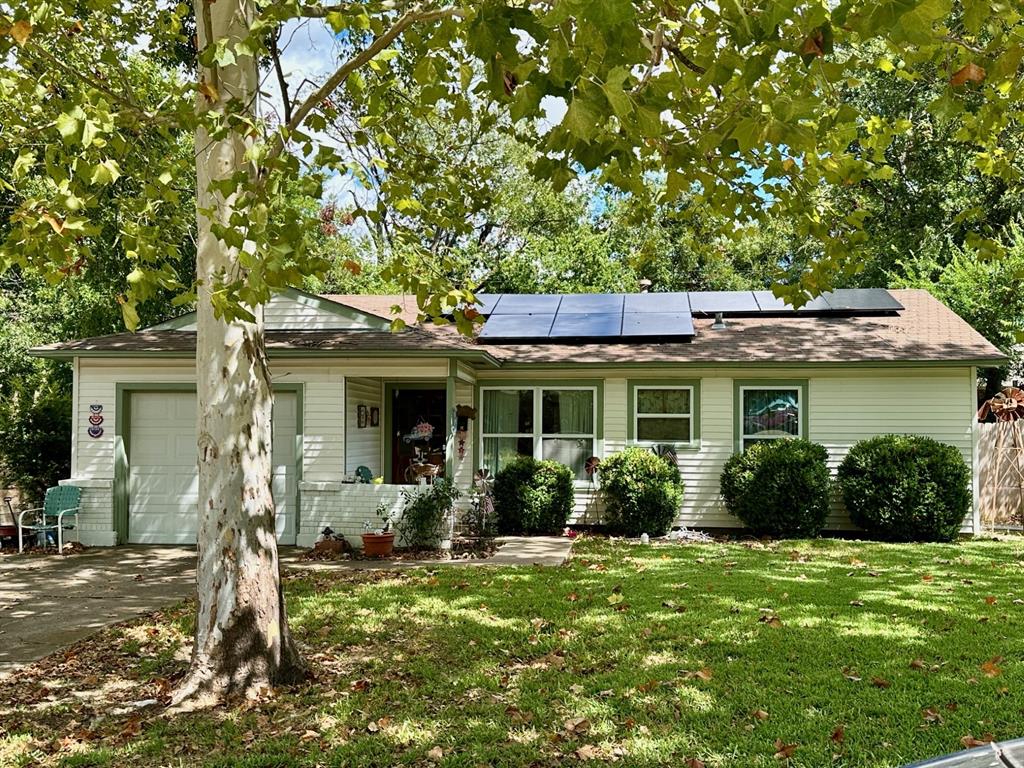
(28, 44), (178, 128)
(269, 28), (293, 125)
(266, 5), (464, 163)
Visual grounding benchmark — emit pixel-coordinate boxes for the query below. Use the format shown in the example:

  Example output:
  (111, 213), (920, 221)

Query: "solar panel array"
(475, 289), (902, 343)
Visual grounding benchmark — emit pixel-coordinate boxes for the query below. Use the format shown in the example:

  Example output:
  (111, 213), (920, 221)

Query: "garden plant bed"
(1, 536), (1023, 767)
(299, 539), (497, 563)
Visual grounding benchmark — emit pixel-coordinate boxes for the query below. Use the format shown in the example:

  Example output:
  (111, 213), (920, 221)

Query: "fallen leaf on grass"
(120, 716), (142, 739)
(774, 739), (798, 760)
(842, 668), (862, 682)
(607, 593), (623, 605)
(985, 596), (997, 605)
(909, 658), (926, 670)
(351, 678), (371, 692)
(506, 705), (534, 724)
(300, 730), (319, 741)
(849, 600), (865, 607)
(831, 725), (845, 743)
(922, 707), (944, 724)
(575, 744), (601, 760)
(564, 717), (591, 735)
(566, 592), (579, 602)
(752, 709), (769, 720)
(427, 745), (444, 761)
(871, 677), (891, 689)
(758, 614), (783, 628)
(981, 657), (1003, 678)
(961, 734), (994, 748)
(685, 759), (706, 768)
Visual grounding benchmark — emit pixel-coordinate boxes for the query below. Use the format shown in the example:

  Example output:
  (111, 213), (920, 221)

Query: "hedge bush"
(720, 439), (831, 537)
(599, 447), (684, 537)
(837, 434), (971, 542)
(493, 456), (574, 535)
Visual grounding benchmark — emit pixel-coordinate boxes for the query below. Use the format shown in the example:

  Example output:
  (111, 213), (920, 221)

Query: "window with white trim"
(632, 385), (694, 444)
(481, 386), (596, 481)
(739, 386), (802, 451)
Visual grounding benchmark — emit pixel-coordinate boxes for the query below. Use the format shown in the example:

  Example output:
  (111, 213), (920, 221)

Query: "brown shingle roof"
(30, 326), (488, 360)
(475, 290), (1007, 365)
(30, 289), (1006, 366)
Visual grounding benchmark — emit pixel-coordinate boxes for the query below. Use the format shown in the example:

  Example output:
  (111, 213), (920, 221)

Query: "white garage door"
(128, 391), (298, 545)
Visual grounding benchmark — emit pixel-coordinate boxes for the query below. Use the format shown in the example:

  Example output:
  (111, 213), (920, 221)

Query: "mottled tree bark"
(173, 0), (305, 707)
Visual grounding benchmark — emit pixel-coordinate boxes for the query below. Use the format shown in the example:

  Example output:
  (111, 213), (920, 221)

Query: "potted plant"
(361, 502), (396, 556)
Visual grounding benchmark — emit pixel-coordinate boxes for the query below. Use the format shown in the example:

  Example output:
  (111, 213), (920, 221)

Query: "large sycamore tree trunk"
(173, 0), (305, 706)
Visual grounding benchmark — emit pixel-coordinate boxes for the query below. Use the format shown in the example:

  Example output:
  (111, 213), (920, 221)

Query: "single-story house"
(30, 287), (1005, 547)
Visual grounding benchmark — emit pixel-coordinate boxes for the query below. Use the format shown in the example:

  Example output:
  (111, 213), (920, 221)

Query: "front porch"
(295, 372), (478, 548)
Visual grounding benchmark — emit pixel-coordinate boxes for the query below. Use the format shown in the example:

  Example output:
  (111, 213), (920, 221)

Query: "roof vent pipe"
(638, 279), (652, 293)
(711, 312), (728, 330)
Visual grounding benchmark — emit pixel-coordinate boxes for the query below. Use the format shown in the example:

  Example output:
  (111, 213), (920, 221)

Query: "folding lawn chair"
(18, 485), (81, 553)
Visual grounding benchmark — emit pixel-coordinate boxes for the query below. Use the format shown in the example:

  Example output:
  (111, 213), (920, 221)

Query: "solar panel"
(474, 294), (503, 315)
(753, 290), (792, 312)
(688, 291), (760, 314)
(559, 294), (625, 314)
(477, 313), (555, 339)
(621, 312), (695, 338)
(549, 312), (623, 338)
(489, 294), (562, 315)
(753, 290), (829, 312)
(823, 288), (903, 312)
(623, 292), (690, 313)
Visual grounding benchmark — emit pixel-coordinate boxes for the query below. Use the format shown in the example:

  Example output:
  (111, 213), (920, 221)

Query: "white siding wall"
(298, 482), (406, 547)
(478, 366), (977, 532)
(68, 357), (445, 545)
(153, 292), (388, 332)
(69, 358), (979, 545)
(346, 377), (382, 475)
(809, 374), (974, 530)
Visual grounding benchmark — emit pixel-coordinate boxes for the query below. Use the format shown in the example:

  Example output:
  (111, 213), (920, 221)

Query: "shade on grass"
(1, 536), (1023, 767)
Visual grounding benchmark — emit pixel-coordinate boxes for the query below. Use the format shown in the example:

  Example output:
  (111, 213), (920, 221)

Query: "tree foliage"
(3, 0), (1022, 326)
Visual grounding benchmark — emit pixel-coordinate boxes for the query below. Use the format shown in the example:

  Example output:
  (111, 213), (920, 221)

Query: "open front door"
(389, 387), (447, 484)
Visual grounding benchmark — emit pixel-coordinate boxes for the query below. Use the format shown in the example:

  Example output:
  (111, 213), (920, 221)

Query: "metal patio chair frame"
(17, 485), (81, 553)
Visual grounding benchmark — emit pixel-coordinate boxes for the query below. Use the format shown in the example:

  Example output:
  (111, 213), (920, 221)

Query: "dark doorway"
(390, 387), (447, 484)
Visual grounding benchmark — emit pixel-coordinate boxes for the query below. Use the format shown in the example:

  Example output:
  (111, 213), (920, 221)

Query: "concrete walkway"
(0, 536), (573, 676)
(0, 546), (196, 676)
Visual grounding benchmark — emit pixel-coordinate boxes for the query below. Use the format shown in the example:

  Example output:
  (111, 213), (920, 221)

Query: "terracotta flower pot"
(361, 532), (396, 557)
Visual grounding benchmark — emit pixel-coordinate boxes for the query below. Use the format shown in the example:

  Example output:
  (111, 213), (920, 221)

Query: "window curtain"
(483, 389), (532, 434)
(543, 390), (593, 434)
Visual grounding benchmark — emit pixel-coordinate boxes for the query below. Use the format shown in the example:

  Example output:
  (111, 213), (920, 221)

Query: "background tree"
(2, 0), (1022, 705)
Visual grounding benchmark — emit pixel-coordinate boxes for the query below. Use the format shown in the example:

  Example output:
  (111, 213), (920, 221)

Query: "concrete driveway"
(0, 546), (196, 677)
(0, 537), (572, 677)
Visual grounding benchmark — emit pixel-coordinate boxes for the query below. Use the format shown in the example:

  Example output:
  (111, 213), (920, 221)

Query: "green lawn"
(2, 536), (1024, 767)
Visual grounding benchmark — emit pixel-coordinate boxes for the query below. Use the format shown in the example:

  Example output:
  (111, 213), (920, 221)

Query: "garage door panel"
(128, 391), (297, 545)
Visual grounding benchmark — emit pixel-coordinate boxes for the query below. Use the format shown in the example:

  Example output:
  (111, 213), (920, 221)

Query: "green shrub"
(0, 382), (71, 505)
(720, 439), (831, 537)
(599, 447), (684, 537)
(493, 456), (574, 535)
(395, 478), (461, 550)
(837, 434), (971, 542)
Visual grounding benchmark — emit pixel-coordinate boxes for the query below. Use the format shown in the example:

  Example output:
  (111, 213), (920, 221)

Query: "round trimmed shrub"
(837, 434), (971, 542)
(599, 447), (684, 537)
(720, 439), (831, 537)
(493, 456), (574, 535)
